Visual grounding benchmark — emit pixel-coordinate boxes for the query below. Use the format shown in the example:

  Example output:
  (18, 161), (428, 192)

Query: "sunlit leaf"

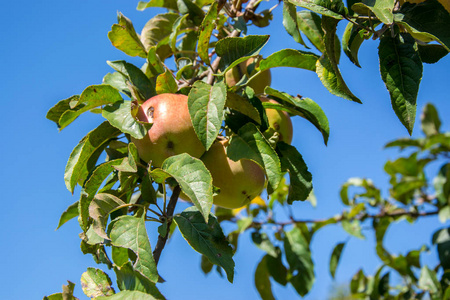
(108, 13), (147, 58)
(198, 1), (218, 65)
(80, 268), (115, 298)
(57, 201), (79, 229)
(352, 0), (395, 25)
(65, 122), (121, 193)
(259, 49), (319, 72)
(150, 153), (214, 222)
(102, 101), (152, 139)
(283, 0), (307, 46)
(216, 35), (270, 74)
(58, 85), (122, 130)
(89, 193), (127, 239)
(287, 0), (347, 19)
(137, 0), (178, 11)
(109, 215), (158, 283)
(188, 81), (226, 150)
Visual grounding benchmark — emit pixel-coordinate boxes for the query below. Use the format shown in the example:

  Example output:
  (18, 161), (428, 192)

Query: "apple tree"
(45, 0), (450, 298)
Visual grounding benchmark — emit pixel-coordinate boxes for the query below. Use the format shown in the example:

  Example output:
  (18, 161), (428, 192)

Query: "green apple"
(261, 97), (293, 144)
(201, 139), (266, 209)
(225, 57), (271, 95)
(131, 93), (206, 168)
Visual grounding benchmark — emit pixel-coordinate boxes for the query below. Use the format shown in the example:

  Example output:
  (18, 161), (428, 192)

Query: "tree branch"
(152, 185), (181, 266)
(251, 209), (439, 228)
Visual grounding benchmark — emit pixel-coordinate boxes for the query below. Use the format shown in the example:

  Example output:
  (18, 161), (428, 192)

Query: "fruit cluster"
(132, 60), (293, 209)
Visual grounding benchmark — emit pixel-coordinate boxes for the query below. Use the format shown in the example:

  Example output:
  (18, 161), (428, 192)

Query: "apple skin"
(201, 140), (266, 209)
(225, 58), (271, 95)
(131, 93), (206, 168)
(260, 97), (293, 144)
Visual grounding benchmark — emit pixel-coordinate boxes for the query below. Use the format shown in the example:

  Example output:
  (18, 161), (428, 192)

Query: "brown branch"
(152, 185), (181, 266)
(251, 209), (439, 228)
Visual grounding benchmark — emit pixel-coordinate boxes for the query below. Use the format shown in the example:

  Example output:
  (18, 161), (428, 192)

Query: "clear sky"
(2, 1), (449, 299)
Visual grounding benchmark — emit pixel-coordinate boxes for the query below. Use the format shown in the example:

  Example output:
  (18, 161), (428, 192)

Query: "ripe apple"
(225, 57), (271, 95)
(201, 139), (266, 209)
(260, 97), (293, 144)
(131, 93), (206, 168)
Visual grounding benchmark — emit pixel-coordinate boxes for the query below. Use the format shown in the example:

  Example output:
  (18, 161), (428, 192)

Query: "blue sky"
(2, 1), (450, 299)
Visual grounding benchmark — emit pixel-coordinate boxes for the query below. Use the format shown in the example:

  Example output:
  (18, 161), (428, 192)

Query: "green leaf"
(421, 103), (441, 136)
(342, 22), (367, 68)
(352, 0), (395, 25)
(296, 10), (325, 53)
(201, 255), (214, 274)
(198, 1), (218, 65)
(58, 85), (122, 130)
(329, 242), (345, 278)
(251, 231), (278, 257)
(435, 164), (450, 206)
(174, 206), (235, 282)
(177, 0), (205, 26)
(395, 0), (450, 51)
(107, 61), (156, 100)
(169, 14), (190, 53)
(283, 0), (307, 46)
(227, 122), (282, 194)
(432, 228), (450, 270)
(137, 0), (178, 11)
(287, 0), (347, 19)
(140, 13), (180, 59)
(44, 281), (78, 300)
(259, 49), (319, 72)
(81, 158), (125, 215)
(255, 255), (276, 300)
(188, 81), (227, 150)
(316, 17), (361, 103)
(419, 266), (441, 296)
(57, 201), (79, 229)
(114, 262), (165, 299)
(379, 33), (422, 134)
(155, 69), (178, 94)
(97, 290), (160, 300)
(150, 153), (214, 223)
(146, 47), (165, 77)
(225, 92), (261, 124)
(215, 35), (270, 74)
(266, 251), (288, 286)
(65, 121), (121, 193)
(102, 101), (152, 139)
(103, 73), (131, 97)
(277, 142), (313, 203)
(89, 193), (127, 239)
(284, 227), (315, 296)
(350, 269), (367, 294)
(108, 13), (147, 58)
(46, 95), (78, 126)
(342, 219), (365, 239)
(265, 87), (329, 145)
(418, 44), (449, 64)
(109, 215), (159, 283)
(80, 268), (115, 298)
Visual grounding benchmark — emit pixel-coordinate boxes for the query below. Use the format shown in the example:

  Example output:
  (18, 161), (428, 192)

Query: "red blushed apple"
(131, 93), (206, 168)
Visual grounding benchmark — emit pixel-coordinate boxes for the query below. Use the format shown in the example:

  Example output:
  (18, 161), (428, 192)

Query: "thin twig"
(250, 209), (439, 228)
(152, 185), (181, 266)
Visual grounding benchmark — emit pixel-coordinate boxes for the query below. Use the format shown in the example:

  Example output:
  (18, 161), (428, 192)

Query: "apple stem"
(153, 185), (181, 266)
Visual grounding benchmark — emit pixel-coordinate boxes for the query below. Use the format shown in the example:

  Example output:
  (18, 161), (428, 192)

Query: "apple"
(225, 57), (271, 95)
(201, 139), (266, 209)
(260, 97), (293, 144)
(131, 93), (206, 168)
